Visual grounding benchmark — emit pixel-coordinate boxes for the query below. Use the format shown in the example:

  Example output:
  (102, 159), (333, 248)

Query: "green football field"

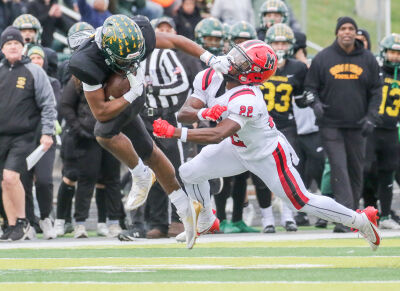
(0, 232), (399, 291)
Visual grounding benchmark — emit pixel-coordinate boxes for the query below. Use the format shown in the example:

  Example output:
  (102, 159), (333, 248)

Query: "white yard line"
(0, 231), (398, 250)
(1, 281), (400, 284)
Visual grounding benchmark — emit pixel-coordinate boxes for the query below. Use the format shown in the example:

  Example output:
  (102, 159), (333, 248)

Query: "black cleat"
(285, 221), (298, 232)
(333, 223), (351, 233)
(263, 225), (276, 233)
(0, 226), (14, 242)
(315, 218), (328, 228)
(118, 227), (145, 241)
(294, 212), (310, 226)
(9, 218), (30, 241)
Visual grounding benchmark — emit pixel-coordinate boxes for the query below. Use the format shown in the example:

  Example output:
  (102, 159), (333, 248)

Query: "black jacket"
(173, 6), (203, 41)
(304, 39), (382, 128)
(60, 77), (96, 138)
(0, 56), (56, 135)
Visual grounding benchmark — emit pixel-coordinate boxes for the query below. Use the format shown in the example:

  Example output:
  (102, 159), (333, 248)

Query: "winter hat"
(27, 45), (45, 59)
(335, 16), (358, 35)
(0, 26), (24, 48)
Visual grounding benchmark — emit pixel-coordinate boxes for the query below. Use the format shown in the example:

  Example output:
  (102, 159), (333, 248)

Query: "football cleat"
(175, 231), (186, 243)
(197, 208), (220, 235)
(353, 207), (381, 251)
(181, 199), (202, 249)
(125, 167), (156, 211)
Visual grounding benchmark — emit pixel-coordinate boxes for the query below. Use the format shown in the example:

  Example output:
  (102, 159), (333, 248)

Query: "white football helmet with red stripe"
(227, 39), (277, 85)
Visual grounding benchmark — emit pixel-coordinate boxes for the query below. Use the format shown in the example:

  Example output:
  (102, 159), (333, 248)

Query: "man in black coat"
(302, 17), (382, 232)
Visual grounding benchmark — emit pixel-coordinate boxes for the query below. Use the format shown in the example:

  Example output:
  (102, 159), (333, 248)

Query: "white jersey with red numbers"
(192, 68), (280, 160)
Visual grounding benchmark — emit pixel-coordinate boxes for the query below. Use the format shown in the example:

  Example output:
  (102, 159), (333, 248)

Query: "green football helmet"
(222, 23), (231, 41)
(230, 21), (257, 44)
(194, 17), (224, 55)
(380, 33), (400, 68)
(67, 22), (95, 51)
(259, 0), (289, 29)
(265, 23), (295, 60)
(100, 14), (146, 74)
(13, 14), (42, 44)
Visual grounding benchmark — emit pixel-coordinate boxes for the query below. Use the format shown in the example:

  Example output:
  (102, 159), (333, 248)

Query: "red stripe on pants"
(277, 143), (309, 206)
(272, 146), (302, 210)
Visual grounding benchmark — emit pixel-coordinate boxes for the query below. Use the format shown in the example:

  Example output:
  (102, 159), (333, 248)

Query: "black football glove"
(358, 116), (375, 137)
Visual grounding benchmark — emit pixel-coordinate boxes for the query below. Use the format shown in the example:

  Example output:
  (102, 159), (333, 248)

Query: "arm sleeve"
(367, 56), (383, 122)
(60, 79), (81, 132)
(152, 50), (189, 96)
(29, 64), (57, 135)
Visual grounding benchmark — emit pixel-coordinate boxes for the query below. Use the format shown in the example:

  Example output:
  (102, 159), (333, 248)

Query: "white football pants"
(179, 137), (363, 229)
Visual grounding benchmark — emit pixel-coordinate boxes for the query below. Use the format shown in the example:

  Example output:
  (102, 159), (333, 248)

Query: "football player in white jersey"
(153, 40), (381, 251)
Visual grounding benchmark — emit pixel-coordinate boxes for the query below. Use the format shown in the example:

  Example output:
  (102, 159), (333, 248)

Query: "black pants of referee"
(296, 132), (325, 189)
(320, 127), (366, 210)
(73, 138), (123, 222)
(140, 114), (182, 234)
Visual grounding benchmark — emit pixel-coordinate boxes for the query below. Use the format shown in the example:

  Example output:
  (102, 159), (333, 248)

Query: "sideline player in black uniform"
(257, 23), (308, 233)
(68, 14), (231, 248)
(363, 33), (400, 229)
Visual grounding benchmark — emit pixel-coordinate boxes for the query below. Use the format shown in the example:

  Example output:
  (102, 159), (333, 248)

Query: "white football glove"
(200, 51), (231, 74)
(124, 69), (144, 103)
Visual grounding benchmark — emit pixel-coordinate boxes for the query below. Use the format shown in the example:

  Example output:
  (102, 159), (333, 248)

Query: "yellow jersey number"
(260, 82), (293, 112)
(379, 85), (400, 117)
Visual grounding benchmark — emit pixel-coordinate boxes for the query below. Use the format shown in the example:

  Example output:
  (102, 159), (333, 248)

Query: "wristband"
(180, 127), (188, 142)
(123, 90), (136, 103)
(200, 51), (214, 65)
(197, 108), (206, 121)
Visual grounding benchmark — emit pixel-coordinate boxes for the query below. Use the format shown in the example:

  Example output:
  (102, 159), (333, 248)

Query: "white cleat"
(54, 219), (65, 236)
(39, 218), (57, 240)
(125, 167), (156, 211)
(356, 207), (381, 251)
(197, 208), (219, 236)
(107, 224), (122, 238)
(180, 199), (202, 249)
(74, 224), (88, 239)
(175, 231), (186, 243)
(379, 217), (400, 230)
(97, 223), (109, 237)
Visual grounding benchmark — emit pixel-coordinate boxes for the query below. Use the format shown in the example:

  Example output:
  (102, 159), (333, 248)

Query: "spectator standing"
(0, 0), (24, 36)
(22, 45), (60, 240)
(13, 14), (58, 78)
(60, 75), (124, 239)
(26, 0), (74, 48)
(173, 0), (203, 40)
(211, 0), (254, 26)
(0, 26), (56, 241)
(363, 33), (400, 230)
(77, 0), (111, 29)
(303, 17), (382, 232)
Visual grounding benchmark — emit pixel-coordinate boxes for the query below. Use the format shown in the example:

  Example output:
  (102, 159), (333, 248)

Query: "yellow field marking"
(1, 282), (400, 291)
(0, 256), (399, 270)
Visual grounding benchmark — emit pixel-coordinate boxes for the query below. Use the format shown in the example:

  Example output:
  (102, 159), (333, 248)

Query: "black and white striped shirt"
(141, 48), (189, 111)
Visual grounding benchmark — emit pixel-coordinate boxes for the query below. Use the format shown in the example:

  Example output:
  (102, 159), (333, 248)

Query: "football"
(104, 73), (130, 101)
